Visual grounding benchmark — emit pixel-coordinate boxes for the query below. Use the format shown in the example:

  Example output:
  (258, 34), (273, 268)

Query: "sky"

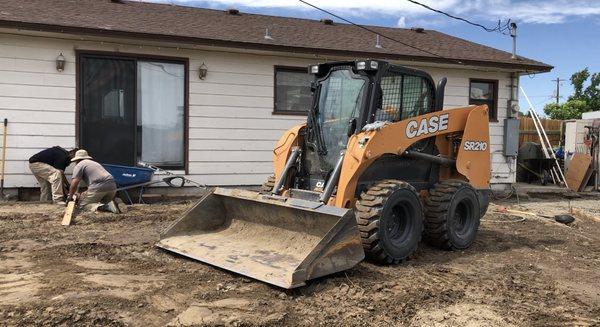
(151, 0), (600, 116)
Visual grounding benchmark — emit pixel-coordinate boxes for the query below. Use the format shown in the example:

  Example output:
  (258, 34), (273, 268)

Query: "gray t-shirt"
(72, 159), (115, 191)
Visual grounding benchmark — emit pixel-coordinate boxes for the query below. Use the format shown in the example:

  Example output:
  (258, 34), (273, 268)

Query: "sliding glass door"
(79, 54), (186, 169)
(137, 62), (185, 168)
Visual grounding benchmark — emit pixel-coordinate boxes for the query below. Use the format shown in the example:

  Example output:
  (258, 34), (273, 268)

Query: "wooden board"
(565, 153), (593, 192)
(61, 197), (76, 226)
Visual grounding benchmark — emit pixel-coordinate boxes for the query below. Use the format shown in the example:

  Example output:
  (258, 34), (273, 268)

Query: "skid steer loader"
(157, 60), (491, 289)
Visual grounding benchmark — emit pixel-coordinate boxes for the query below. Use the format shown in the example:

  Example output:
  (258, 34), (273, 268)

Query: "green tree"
(543, 100), (588, 120)
(543, 68), (599, 120)
(584, 72), (600, 110)
(570, 68), (589, 100)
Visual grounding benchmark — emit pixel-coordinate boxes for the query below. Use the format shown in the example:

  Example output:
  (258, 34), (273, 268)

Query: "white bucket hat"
(71, 149), (93, 162)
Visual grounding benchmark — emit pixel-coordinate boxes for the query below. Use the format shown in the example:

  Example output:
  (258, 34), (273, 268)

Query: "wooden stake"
(62, 196), (77, 226)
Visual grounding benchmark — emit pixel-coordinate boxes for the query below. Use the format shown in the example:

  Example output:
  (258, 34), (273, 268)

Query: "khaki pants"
(29, 162), (63, 202)
(79, 187), (117, 212)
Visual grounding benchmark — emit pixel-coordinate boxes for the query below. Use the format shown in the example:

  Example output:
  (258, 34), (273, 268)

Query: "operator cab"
(298, 60), (447, 192)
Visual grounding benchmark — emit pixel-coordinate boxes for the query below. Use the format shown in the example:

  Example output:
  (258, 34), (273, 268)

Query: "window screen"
(274, 67), (313, 114)
(377, 71), (434, 122)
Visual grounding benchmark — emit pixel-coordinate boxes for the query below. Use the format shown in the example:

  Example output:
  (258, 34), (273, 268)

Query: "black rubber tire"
(355, 180), (424, 264)
(478, 190), (490, 218)
(554, 214), (575, 224)
(516, 162), (529, 182)
(424, 180), (481, 250)
(260, 175), (275, 194)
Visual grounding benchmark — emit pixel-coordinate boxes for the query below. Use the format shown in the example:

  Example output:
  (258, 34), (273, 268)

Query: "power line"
(404, 0), (512, 34)
(298, 0), (461, 63)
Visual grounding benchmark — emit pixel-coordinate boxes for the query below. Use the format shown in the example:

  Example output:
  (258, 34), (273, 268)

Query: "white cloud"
(396, 16), (407, 28)
(151, 0), (600, 25)
(483, 0), (600, 24)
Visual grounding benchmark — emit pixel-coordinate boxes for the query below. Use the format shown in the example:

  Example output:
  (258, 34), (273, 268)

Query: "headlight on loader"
(355, 60), (379, 71)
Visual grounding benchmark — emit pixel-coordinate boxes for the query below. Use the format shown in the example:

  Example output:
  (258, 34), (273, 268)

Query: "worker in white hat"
(67, 149), (125, 213)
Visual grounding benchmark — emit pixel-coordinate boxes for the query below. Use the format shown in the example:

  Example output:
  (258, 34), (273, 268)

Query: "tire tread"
(356, 179), (423, 264)
(423, 179), (479, 250)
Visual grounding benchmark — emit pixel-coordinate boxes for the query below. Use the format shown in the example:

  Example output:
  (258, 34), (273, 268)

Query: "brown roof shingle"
(0, 0), (552, 72)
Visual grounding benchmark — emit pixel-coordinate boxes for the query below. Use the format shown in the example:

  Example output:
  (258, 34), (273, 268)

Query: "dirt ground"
(1, 194), (599, 326)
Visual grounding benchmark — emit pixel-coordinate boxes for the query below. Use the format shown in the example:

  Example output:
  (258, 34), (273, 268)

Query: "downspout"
(508, 73), (519, 119)
(499, 72), (520, 182)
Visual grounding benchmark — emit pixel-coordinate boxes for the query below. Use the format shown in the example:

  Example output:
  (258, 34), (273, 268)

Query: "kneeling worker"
(67, 149), (125, 213)
(29, 146), (78, 204)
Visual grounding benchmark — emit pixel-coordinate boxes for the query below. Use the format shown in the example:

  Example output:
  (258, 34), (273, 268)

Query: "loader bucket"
(156, 187), (364, 289)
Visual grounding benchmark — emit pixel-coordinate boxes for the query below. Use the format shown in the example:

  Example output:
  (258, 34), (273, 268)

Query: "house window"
(469, 79), (498, 121)
(79, 53), (186, 169)
(274, 66), (313, 115)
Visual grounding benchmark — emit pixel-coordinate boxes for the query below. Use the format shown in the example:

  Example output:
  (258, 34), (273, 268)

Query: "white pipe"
(520, 87), (569, 188)
(530, 109), (568, 186)
(522, 88), (551, 158)
(526, 103), (557, 184)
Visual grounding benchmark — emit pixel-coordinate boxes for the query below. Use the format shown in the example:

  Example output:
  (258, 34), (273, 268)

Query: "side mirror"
(347, 118), (357, 137)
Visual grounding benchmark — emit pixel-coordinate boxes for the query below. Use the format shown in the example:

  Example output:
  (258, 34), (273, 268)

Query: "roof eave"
(0, 20), (553, 73)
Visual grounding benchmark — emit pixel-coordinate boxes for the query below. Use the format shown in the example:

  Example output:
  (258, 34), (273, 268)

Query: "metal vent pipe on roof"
(264, 27), (273, 40)
(510, 22), (518, 59)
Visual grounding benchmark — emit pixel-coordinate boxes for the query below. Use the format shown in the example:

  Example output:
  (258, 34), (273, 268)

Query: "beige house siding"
(0, 31), (515, 188)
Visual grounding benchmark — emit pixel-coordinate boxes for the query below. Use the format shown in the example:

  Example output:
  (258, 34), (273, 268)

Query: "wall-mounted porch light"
(56, 53), (66, 72)
(198, 63), (208, 80)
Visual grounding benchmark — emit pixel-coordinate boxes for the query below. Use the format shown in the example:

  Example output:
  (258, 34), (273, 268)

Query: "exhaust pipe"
(435, 77), (447, 110)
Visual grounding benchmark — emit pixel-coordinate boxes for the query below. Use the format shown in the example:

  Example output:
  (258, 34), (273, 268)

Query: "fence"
(519, 117), (562, 147)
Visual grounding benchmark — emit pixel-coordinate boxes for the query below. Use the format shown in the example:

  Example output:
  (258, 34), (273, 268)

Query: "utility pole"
(552, 78), (565, 104)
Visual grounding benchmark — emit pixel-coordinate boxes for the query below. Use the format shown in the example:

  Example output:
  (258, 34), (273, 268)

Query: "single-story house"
(0, 0), (552, 194)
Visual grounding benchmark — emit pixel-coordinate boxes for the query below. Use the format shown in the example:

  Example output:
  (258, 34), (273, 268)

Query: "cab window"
(376, 71), (434, 122)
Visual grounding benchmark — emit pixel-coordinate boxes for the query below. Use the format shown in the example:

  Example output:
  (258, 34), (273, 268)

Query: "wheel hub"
(453, 201), (472, 237)
(388, 202), (413, 247)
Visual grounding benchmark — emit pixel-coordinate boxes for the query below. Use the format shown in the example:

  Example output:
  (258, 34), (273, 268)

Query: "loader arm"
(273, 124), (305, 182)
(332, 105), (491, 208)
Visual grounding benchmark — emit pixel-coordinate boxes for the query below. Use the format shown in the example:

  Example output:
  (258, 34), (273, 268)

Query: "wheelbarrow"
(102, 164), (157, 204)
(103, 163), (203, 204)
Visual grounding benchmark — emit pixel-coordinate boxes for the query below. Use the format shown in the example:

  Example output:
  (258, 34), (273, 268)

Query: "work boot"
(115, 198), (127, 213)
(106, 198), (127, 214)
